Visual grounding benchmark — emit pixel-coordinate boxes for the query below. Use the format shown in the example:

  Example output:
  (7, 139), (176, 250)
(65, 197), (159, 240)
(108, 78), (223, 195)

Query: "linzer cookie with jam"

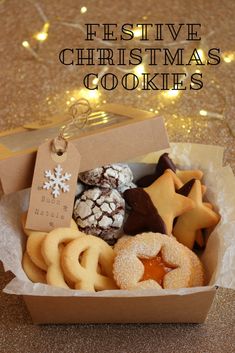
(113, 232), (204, 290)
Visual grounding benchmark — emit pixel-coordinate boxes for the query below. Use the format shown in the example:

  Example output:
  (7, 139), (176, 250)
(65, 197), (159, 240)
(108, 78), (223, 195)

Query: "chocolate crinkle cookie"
(118, 182), (136, 194)
(73, 187), (125, 244)
(79, 164), (133, 189)
(75, 181), (87, 197)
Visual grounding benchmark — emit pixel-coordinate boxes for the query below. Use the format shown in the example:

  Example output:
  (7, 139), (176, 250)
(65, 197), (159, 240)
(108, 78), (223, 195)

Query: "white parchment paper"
(1, 142), (235, 297)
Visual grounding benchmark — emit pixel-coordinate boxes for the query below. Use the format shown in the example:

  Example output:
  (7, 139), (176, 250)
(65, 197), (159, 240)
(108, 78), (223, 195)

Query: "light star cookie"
(144, 172), (195, 234)
(173, 180), (220, 249)
(136, 153), (203, 187)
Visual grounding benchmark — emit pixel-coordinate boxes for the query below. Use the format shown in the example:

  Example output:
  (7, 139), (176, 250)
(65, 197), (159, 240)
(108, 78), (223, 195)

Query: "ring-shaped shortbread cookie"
(41, 228), (83, 289)
(61, 235), (117, 291)
(22, 251), (47, 284)
(26, 232), (47, 271)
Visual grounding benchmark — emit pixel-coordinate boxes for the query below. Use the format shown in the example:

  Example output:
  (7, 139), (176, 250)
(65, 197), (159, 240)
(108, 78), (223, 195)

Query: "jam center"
(140, 253), (175, 286)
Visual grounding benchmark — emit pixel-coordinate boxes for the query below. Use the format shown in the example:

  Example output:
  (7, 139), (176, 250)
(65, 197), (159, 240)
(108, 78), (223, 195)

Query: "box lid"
(0, 104), (169, 194)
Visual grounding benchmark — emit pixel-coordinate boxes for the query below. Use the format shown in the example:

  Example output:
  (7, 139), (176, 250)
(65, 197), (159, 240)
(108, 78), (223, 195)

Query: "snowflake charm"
(43, 164), (72, 198)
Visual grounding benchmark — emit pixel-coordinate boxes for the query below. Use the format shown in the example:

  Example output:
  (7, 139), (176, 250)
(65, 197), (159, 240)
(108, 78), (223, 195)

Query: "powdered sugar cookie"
(73, 187), (125, 244)
(79, 164), (133, 189)
(113, 235), (132, 253)
(184, 247), (204, 286)
(113, 232), (196, 290)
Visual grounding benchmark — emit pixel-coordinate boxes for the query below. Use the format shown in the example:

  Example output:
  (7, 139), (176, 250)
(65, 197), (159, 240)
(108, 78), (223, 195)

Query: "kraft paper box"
(0, 143), (235, 323)
(0, 104), (169, 195)
(0, 104), (235, 324)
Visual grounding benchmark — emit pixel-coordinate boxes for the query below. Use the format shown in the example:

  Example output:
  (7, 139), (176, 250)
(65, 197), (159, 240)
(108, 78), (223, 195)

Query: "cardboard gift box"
(0, 104), (168, 195)
(0, 105), (235, 324)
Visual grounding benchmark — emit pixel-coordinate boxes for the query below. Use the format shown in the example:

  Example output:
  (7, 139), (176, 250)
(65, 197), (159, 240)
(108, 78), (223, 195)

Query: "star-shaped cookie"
(173, 180), (220, 249)
(144, 172), (195, 235)
(136, 153), (176, 187)
(123, 188), (167, 235)
(176, 169), (203, 184)
(136, 153), (204, 187)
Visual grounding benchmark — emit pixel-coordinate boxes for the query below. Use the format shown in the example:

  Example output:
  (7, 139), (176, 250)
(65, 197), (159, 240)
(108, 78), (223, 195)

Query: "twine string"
(51, 98), (91, 155)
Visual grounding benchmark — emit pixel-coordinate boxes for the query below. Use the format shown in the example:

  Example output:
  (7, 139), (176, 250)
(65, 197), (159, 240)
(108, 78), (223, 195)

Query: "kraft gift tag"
(26, 138), (81, 232)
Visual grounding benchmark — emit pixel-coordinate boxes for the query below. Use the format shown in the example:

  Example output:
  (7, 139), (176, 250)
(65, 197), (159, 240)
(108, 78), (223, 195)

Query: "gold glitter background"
(0, 0), (235, 351)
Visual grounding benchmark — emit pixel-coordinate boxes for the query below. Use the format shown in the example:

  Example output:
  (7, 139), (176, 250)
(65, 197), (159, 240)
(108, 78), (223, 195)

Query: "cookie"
(117, 182), (137, 195)
(123, 188), (167, 235)
(73, 188), (125, 244)
(176, 169), (203, 184)
(136, 153), (176, 187)
(124, 171), (195, 236)
(183, 245), (205, 286)
(61, 234), (117, 291)
(75, 181), (86, 197)
(136, 153), (203, 187)
(22, 251), (47, 284)
(113, 232), (198, 290)
(26, 232), (47, 271)
(173, 180), (220, 249)
(176, 179), (209, 249)
(79, 164), (133, 189)
(113, 235), (132, 253)
(41, 228), (83, 289)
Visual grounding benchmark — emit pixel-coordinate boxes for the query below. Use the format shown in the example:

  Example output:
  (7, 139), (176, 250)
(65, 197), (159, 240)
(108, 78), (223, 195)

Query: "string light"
(222, 51), (235, 63)
(66, 88), (100, 105)
(22, 40), (39, 59)
(133, 28), (142, 38)
(199, 109), (208, 116)
(162, 90), (181, 99)
(18, 1), (234, 140)
(134, 64), (145, 77)
(34, 22), (50, 42)
(199, 110), (224, 120)
(197, 49), (205, 62)
(80, 6), (87, 14)
(92, 77), (99, 85)
(83, 89), (100, 100)
(22, 41), (30, 48)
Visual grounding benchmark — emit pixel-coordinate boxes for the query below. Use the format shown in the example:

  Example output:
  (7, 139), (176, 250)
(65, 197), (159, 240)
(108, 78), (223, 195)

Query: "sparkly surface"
(0, 0), (235, 351)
